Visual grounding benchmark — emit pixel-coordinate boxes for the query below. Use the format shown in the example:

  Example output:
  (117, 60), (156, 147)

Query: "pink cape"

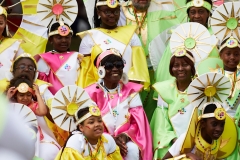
(85, 82), (153, 160)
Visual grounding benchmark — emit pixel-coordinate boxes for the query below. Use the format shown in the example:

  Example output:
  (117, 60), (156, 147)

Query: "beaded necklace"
(86, 137), (103, 160)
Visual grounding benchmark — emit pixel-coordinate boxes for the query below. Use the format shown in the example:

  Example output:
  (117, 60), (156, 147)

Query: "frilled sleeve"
(129, 46), (150, 89)
(115, 93), (153, 160)
(55, 148), (85, 160)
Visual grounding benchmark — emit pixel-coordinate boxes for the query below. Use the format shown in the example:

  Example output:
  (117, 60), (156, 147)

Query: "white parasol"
(187, 72), (231, 110)
(37, 0), (78, 28)
(210, 2), (240, 42)
(170, 22), (217, 62)
(51, 85), (93, 132)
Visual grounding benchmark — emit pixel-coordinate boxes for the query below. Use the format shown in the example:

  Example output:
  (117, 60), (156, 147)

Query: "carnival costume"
(0, 6), (23, 80)
(84, 49), (153, 160)
(154, 0), (219, 85)
(197, 2), (240, 159)
(55, 105), (121, 160)
(79, 0), (149, 91)
(168, 102), (237, 160)
(36, 22), (83, 95)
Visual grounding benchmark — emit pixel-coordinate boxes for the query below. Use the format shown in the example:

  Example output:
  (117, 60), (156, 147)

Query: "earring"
(6, 24), (9, 37)
(98, 15), (101, 19)
(98, 66), (106, 79)
(120, 72), (129, 84)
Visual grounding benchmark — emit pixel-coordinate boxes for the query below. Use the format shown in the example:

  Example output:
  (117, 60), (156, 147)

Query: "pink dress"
(85, 82), (153, 160)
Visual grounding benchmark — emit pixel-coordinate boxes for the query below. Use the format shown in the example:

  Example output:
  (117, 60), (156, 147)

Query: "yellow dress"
(55, 132), (122, 160)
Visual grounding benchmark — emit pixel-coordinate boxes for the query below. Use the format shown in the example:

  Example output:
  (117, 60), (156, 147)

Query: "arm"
(33, 84), (48, 116)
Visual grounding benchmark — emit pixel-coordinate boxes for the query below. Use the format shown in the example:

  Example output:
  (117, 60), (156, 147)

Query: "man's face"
(132, 0), (151, 11)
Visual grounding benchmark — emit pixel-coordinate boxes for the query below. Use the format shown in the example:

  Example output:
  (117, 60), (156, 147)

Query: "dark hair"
(94, 52), (123, 67)
(59, 107), (90, 159)
(169, 51), (196, 77)
(93, 0), (120, 28)
(12, 57), (37, 73)
(203, 103), (217, 114)
(6, 77), (36, 101)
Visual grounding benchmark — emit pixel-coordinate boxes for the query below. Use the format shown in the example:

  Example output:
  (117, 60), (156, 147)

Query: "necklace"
(132, 8), (147, 35)
(86, 137), (102, 160)
(101, 82), (122, 130)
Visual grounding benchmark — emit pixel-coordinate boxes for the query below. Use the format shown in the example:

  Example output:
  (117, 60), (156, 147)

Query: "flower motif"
(64, 64), (71, 71)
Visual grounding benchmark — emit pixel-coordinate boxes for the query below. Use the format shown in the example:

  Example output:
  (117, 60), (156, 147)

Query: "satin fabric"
(85, 82), (153, 160)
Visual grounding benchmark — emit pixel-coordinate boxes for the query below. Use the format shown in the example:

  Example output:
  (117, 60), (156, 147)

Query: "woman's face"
(79, 116), (104, 142)
(16, 91), (33, 106)
(188, 7), (210, 26)
(103, 60), (124, 84)
(220, 47), (240, 72)
(13, 58), (36, 81)
(49, 34), (72, 53)
(202, 117), (225, 140)
(0, 15), (6, 36)
(97, 5), (120, 28)
(171, 57), (192, 82)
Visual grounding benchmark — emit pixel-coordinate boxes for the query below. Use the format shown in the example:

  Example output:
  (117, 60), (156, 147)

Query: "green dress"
(119, 0), (183, 120)
(150, 79), (194, 159)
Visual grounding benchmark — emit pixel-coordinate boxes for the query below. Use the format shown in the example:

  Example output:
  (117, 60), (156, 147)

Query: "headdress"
(36, 0), (78, 28)
(0, 6), (7, 17)
(199, 102), (226, 120)
(187, 72), (231, 110)
(14, 83), (35, 95)
(170, 22), (217, 63)
(186, 0), (212, 12)
(210, 2), (240, 45)
(96, 48), (122, 68)
(75, 106), (101, 126)
(48, 21), (73, 37)
(11, 53), (37, 72)
(96, 0), (120, 8)
(219, 37), (240, 52)
(51, 85), (94, 132)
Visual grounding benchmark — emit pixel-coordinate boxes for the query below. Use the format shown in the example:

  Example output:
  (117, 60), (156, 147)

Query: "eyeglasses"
(104, 61), (124, 70)
(15, 64), (36, 72)
(98, 9), (120, 16)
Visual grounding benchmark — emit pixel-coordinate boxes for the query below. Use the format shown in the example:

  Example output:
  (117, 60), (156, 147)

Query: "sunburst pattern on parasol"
(37, 0), (78, 28)
(187, 73), (231, 110)
(10, 103), (38, 127)
(170, 22), (217, 62)
(51, 85), (93, 132)
(210, 2), (240, 42)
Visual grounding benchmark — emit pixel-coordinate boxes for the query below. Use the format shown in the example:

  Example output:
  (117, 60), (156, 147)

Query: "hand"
(33, 84), (40, 96)
(238, 120), (240, 127)
(186, 153), (202, 160)
(113, 134), (128, 157)
(7, 87), (16, 99)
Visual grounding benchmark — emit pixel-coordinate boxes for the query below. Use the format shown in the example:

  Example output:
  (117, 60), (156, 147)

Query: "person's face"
(188, 7), (210, 26)
(13, 58), (36, 81)
(103, 60), (124, 83)
(50, 34), (72, 53)
(0, 15), (6, 36)
(220, 47), (240, 72)
(79, 116), (104, 143)
(171, 57), (192, 82)
(132, 0), (151, 11)
(202, 117), (225, 140)
(97, 5), (120, 28)
(16, 91), (33, 106)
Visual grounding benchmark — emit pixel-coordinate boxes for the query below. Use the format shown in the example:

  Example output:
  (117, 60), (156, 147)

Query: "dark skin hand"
(186, 153), (202, 160)
(113, 133), (129, 157)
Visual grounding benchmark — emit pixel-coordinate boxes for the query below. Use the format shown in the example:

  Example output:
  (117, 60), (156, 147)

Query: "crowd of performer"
(0, 0), (240, 160)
